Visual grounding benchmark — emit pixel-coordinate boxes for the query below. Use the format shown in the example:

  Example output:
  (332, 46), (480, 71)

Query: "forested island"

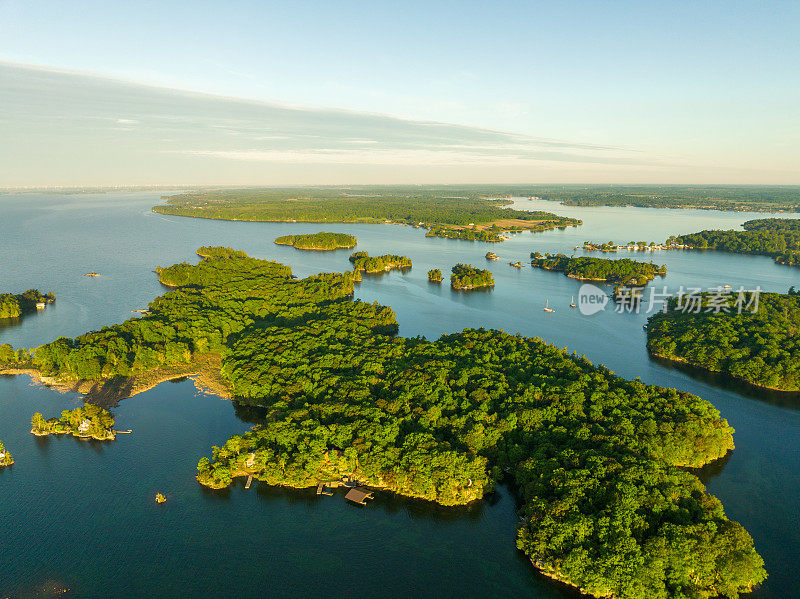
(485, 252), (498, 260)
(427, 269), (442, 283)
(0, 440), (13, 467)
(450, 264), (495, 290)
(349, 252), (411, 273)
(152, 187), (581, 242)
(196, 246), (247, 259)
(530, 253), (667, 285)
(532, 184), (800, 212)
(0, 248), (766, 598)
(274, 231), (357, 250)
(669, 218), (800, 266)
(0, 289), (55, 319)
(31, 404), (117, 440)
(647, 290), (800, 391)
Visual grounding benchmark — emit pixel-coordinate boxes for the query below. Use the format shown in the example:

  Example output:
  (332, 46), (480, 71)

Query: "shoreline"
(0, 354), (232, 407)
(647, 351), (798, 393)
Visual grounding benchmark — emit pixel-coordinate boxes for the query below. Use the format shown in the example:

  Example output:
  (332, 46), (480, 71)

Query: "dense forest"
(450, 264), (495, 290)
(152, 187), (581, 232)
(274, 231), (357, 250)
(647, 291), (800, 391)
(531, 184), (800, 212)
(0, 439), (13, 466)
(670, 218), (800, 266)
(427, 269), (442, 283)
(530, 253), (667, 285)
(349, 252), (411, 273)
(0, 289), (55, 319)
(0, 249), (766, 598)
(196, 246), (248, 259)
(30, 404), (116, 440)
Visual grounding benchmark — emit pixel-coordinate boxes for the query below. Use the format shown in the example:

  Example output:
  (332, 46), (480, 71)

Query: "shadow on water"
(649, 355), (800, 409)
(693, 450), (733, 485)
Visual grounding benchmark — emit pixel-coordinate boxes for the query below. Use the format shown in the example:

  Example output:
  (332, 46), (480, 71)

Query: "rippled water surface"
(1, 193), (798, 598)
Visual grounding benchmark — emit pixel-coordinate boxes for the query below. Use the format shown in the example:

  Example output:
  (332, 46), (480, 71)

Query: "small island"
(349, 252), (411, 273)
(427, 269), (442, 283)
(274, 232), (357, 251)
(0, 289), (55, 319)
(196, 246), (248, 259)
(485, 252), (498, 260)
(530, 253), (666, 285)
(647, 290), (800, 391)
(0, 439), (13, 467)
(509, 261), (524, 268)
(31, 404), (117, 441)
(450, 264), (494, 290)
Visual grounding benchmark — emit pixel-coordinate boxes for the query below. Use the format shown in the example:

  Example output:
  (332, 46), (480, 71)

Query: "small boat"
(569, 296), (576, 308)
(723, 284), (731, 290)
(543, 299), (554, 313)
(84, 271), (100, 277)
(643, 324), (648, 330)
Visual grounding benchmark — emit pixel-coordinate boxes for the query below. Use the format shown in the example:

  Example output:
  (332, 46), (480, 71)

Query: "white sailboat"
(544, 299), (554, 313)
(569, 296), (576, 308)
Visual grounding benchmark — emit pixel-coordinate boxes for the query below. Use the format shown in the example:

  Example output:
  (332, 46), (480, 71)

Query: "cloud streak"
(0, 61), (662, 185)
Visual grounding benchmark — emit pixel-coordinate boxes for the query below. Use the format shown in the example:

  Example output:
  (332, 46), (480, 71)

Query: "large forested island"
(274, 231), (357, 250)
(647, 291), (800, 391)
(669, 218), (800, 266)
(152, 187), (581, 240)
(530, 253), (667, 285)
(450, 264), (495, 290)
(0, 289), (55, 319)
(0, 248), (765, 598)
(532, 184), (800, 212)
(349, 251), (411, 273)
(31, 404), (117, 440)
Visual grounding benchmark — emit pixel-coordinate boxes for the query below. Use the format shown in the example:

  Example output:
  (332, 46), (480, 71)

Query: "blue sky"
(1, 1), (798, 185)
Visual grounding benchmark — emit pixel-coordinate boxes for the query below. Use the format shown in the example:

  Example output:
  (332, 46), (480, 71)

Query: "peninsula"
(668, 218), (800, 267)
(152, 187), (581, 242)
(647, 290), (800, 391)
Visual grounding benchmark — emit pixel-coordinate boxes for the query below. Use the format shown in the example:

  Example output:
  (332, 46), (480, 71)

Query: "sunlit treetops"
(274, 232), (357, 250)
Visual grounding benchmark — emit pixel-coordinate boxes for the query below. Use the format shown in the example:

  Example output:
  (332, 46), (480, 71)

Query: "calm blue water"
(1, 192), (798, 598)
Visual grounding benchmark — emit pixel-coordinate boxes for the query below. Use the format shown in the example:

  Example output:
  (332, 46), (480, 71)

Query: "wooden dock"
(245, 475), (253, 489)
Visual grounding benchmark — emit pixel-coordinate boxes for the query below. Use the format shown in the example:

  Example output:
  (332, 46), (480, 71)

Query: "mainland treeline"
(0, 248), (766, 597)
(0, 289), (55, 319)
(647, 291), (800, 391)
(532, 184), (800, 212)
(274, 232), (357, 250)
(450, 264), (494, 290)
(349, 252), (411, 273)
(530, 253), (667, 285)
(669, 218), (800, 266)
(30, 404), (116, 440)
(152, 187), (581, 230)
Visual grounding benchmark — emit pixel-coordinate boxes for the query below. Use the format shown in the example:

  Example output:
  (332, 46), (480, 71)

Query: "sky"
(0, 0), (798, 186)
